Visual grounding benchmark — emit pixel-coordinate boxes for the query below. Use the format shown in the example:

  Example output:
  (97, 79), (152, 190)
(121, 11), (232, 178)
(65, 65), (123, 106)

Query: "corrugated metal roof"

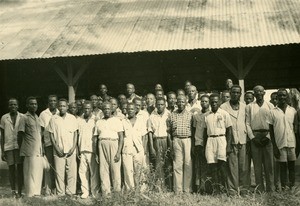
(0, 0), (300, 60)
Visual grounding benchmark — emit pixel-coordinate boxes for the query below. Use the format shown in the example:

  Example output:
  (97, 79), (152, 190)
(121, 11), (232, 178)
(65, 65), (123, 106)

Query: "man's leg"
(227, 145), (238, 193)
(122, 153), (134, 190)
(244, 141), (252, 188)
(182, 138), (192, 193)
(173, 138), (183, 193)
(238, 144), (248, 191)
(251, 141), (264, 192)
(90, 153), (100, 196)
(54, 155), (66, 195)
(44, 146), (55, 194)
(274, 158), (281, 191)
(279, 162), (288, 188)
(5, 150), (16, 194)
(110, 141), (121, 192)
(263, 141), (274, 192)
(16, 163), (23, 196)
(79, 153), (89, 196)
(66, 152), (77, 195)
(99, 140), (111, 194)
(287, 161), (295, 188)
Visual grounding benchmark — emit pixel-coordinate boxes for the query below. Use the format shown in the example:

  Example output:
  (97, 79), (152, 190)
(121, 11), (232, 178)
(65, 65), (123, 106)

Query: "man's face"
(146, 94), (155, 106)
(99, 85), (107, 95)
(83, 104), (92, 117)
(222, 92), (230, 103)
(141, 100), (147, 110)
(8, 100), (18, 113)
(27, 99), (38, 113)
(188, 87), (197, 100)
(155, 91), (164, 99)
(97, 100), (103, 109)
(90, 95), (98, 108)
(230, 87), (241, 102)
(134, 100), (142, 113)
(110, 99), (118, 112)
(155, 84), (162, 91)
(58, 101), (68, 115)
(245, 94), (254, 105)
(210, 97), (219, 111)
(200, 97), (209, 109)
(103, 104), (112, 118)
(48, 97), (57, 110)
(156, 100), (166, 114)
(270, 94), (278, 106)
(127, 85), (134, 96)
(253, 86), (265, 101)
(177, 96), (186, 111)
(118, 94), (127, 104)
(277, 90), (288, 106)
(76, 100), (83, 112)
(167, 94), (177, 107)
(226, 79), (233, 89)
(68, 103), (77, 115)
(185, 82), (191, 92)
(177, 90), (185, 96)
(127, 105), (136, 118)
(121, 104), (127, 115)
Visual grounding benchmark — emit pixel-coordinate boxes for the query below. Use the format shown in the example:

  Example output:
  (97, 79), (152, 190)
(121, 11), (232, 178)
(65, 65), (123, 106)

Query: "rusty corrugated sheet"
(0, 0), (300, 60)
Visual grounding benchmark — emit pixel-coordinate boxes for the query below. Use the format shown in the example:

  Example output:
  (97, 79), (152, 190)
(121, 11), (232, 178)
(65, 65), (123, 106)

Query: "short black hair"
(209, 93), (220, 100)
(58, 98), (68, 104)
(230, 85), (242, 92)
(26, 96), (37, 105)
(48, 95), (58, 101)
(200, 95), (210, 100)
(133, 97), (142, 103)
(156, 97), (166, 103)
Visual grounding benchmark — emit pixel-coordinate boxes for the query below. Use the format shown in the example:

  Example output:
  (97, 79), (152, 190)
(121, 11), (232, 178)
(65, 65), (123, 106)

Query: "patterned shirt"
(168, 109), (192, 137)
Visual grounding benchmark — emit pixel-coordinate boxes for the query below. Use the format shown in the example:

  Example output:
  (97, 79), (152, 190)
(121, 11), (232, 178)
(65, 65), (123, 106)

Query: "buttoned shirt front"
(220, 101), (247, 144)
(186, 99), (201, 115)
(246, 101), (274, 139)
(94, 116), (123, 140)
(193, 110), (210, 146)
(148, 109), (170, 137)
(268, 106), (297, 149)
(204, 108), (232, 136)
(168, 109), (192, 137)
(0, 112), (23, 151)
(136, 110), (149, 136)
(18, 112), (42, 156)
(48, 113), (78, 153)
(39, 108), (59, 147)
(78, 115), (97, 153)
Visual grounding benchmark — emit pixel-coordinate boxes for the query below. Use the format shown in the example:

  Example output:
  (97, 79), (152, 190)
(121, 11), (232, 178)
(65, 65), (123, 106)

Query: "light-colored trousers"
(54, 152), (77, 195)
(227, 144), (248, 192)
(173, 138), (192, 193)
(79, 152), (100, 196)
(23, 156), (43, 197)
(122, 148), (145, 190)
(44, 145), (55, 194)
(99, 140), (121, 194)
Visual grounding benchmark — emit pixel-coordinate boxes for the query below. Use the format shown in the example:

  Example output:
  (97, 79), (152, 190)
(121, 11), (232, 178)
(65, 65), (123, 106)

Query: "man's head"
(141, 98), (147, 110)
(155, 89), (164, 99)
(48, 95), (58, 110)
(200, 95), (210, 110)
(167, 91), (177, 107)
(226, 79), (233, 90)
(58, 98), (68, 116)
(8, 98), (18, 114)
(270, 92), (278, 106)
(109, 98), (119, 113)
(133, 97), (142, 113)
(230, 85), (242, 103)
(68, 102), (77, 115)
(155, 84), (163, 91)
(253, 85), (265, 102)
(99, 84), (108, 96)
(184, 80), (192, 93)
(126, 83), (135, 96)
(102, 102), (112, 118)
(188, 85), (197, 101)
(177, 95), (186, 111)
(244, 91), (254, 105)
(277, 89), (288, 107)
(121, 102), (128, 115)
(127, 103), (136, 118)
(76, 99), (83, 113)
(118, 94), (127, 104)
(209, 93), (220, 112)
(177, 89), (185, 97)
(83, 101), (93, 118)
(97, 98), (103, 109)
(26, 96), (38, 113)
(198, 91), (206, 100)
(156, 97), (166, 114)
(90, 95), (98, 109)
(221, 90), (230, 103)
(146, 93), (156, 107)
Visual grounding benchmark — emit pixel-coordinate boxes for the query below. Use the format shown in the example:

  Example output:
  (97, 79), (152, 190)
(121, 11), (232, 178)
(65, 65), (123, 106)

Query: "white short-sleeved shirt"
(204, 108), (232, 136)
(0, 112), (23, 151)
(268, 106), (297, 149)
(78, 115), (97, 153)
(94, 116), (123, 140)
(147, 109), (170, 137)
(136, 110), (149, 136)
(39, 108), (59, 147)
(186, 99), (202, 115)
(48, 113), (78, 153)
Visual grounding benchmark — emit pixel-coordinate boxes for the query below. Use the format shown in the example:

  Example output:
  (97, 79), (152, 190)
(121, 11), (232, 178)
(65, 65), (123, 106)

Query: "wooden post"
(237, 51), (245, 102)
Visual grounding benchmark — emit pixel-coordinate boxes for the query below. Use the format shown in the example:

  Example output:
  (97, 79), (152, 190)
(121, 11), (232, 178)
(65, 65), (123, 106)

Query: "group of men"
(0, 80), (299, 198)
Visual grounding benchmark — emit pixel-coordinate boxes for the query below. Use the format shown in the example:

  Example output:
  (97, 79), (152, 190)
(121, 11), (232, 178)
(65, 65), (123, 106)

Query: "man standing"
(99, 84), (111, 101)
(49, 99), (78, 196)
(168, 95), (193, 193)
(39, 95), (59, 195)
(146, 93), (156, 115)
(221, 90), (231, 104)
(166, 92), (177, 113)
(186, 85), (201, 115)
(148, 97), (172, 188)
(94, 102), (124, 195)
(269, 89), (298, 190)
(203, 94), (233, 193)
(270, 92), (278, 107)
(18, 97), (43, 197)
(110, 98), (125, 120)
(1, 98), (23, 198)
(220, 85), (248, 195)
(126, 83), (141, 103)
(78, 101), (100, 198)
(246, 85), (275, 192)
(244, 91), (254, 105)
(192, 95), (210, 193)
(90, 95), (103, 120)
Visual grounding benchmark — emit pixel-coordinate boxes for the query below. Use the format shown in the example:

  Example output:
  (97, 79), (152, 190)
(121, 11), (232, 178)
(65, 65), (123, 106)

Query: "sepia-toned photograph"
(0, 0), (300, 205)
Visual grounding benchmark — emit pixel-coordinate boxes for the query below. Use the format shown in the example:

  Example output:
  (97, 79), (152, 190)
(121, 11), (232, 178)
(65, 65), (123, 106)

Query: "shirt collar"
(46, 108), (59, 115)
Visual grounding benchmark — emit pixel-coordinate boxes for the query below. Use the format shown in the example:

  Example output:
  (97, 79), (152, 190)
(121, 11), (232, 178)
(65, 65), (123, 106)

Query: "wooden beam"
(214, 51), (238, 78)
(67, 63), (73, 86)
(237, 50), (244, 79)
(53, 65), (68, 86)
(73, 62), (89, 85)
(243, 49), (263, 78)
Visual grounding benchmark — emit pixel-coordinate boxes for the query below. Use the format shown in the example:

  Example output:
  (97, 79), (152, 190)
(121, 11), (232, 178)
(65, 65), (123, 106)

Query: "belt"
(253, 129), (269, 132)
(154, 136), (168, 140)
(99, 138), (118, 141)
(209, 134), (225, 138)
(174, 136), (191, 139)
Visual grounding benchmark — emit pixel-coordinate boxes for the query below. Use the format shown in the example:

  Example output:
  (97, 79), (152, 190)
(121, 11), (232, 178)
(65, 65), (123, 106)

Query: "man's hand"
(56, 148), (64, 158)
(252, 137), (262, 147)
(114, 153), (121, 162)
(150, 147), (156, 158)
(95, 154), (99, 164)
(260, 136), (270, 147)
(1, 152), (6, 162)
(273, 147), (280, 159)
(246, 141), (251, 154)
(226, 144), (232, 155)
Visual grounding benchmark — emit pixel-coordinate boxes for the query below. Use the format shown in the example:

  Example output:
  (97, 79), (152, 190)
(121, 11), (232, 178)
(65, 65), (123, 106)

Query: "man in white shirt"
(269, 88), (298, 190)
(246, 85), (275, 192)
(49, 99), (78, 196)
(186, 85), (201, 115)
(39, 95), (59, 195)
